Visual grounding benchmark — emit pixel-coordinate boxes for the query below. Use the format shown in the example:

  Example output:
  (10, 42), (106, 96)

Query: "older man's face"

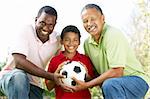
(82, 8), (104, 39)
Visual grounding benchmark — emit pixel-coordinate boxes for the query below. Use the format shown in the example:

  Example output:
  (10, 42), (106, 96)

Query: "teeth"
(90, 26), (95, 31)
(88, 25), (96, 32)
(69, 46), (74, 49)
(41, 31), (49, 35)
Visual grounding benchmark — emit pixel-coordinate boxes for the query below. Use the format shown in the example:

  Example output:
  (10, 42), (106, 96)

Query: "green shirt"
(84, 23), (150, 85)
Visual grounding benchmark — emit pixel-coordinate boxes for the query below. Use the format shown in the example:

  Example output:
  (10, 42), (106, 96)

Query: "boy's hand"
(55, 61), (70, 73)
(53, 72), (73, 92)
(60, 83), (74, 92)
(70, 77), (89, 92)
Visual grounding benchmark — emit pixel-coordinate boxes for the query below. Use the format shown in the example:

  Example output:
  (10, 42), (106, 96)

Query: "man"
(72, 4), (150, 99)
(0, 6), (63, 99)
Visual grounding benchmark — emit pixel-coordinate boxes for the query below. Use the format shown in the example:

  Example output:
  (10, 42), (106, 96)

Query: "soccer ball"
(59, 61), (87, 86)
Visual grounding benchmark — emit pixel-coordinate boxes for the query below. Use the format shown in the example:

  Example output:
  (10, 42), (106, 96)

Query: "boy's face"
(61, 32), (80, 54)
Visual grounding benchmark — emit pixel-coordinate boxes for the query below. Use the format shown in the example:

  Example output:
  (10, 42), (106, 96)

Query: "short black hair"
(61, 25), (81, 41)
(81, 4), (103, 15)
(37, 6), (57, 19)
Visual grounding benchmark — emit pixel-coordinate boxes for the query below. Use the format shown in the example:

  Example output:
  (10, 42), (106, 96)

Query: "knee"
(6, 71), (30, 98)
(9, 71), (29, 88)
(101, 78), (119, 91)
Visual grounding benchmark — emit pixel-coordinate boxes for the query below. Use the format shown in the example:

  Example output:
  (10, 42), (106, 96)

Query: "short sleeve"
(47, 58), (56, 73)
(45, 57), (56, 85)
(104, 29), (128, 68)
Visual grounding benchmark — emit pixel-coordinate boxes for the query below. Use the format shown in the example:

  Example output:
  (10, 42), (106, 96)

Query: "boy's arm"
(45, 61), (65, 91)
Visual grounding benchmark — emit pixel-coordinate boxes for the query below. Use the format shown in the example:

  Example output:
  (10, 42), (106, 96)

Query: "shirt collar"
(59, 51), (82, 60)
(88, 23), (107, 45)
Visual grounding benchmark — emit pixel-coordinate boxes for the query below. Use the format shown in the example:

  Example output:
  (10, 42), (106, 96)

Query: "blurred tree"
(129, 0), (150, 98)
(130, 0), (150, 70)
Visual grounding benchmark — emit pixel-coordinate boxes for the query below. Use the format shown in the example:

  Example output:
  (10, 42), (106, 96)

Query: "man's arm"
(86, 67), (123, 87)
(72, 67), (124, 91)
(13, 53), (55, 80)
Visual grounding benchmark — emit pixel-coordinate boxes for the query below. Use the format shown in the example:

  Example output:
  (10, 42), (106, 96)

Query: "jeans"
(101, 76), (149, 99)
(0, 69), (44, 99)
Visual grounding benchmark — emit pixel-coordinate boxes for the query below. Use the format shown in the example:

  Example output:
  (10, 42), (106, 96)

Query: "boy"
(45, 25), (94, 99)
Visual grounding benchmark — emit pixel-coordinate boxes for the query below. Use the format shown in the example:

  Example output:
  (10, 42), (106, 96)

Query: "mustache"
(87, 25), (96, 31)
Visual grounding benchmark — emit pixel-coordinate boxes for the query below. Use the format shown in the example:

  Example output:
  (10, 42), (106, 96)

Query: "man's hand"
(53, 73), (63, 85)
(70, 77), (89, 92)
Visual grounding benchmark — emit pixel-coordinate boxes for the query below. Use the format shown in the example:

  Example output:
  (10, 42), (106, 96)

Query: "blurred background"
(0, 0), (149, 98)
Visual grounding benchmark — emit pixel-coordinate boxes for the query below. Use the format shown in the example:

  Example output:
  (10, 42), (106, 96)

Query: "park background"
(0, 0), (150, 99)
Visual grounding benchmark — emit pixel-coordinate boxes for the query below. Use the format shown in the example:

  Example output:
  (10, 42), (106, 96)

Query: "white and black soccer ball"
(59, 61), (87, 86)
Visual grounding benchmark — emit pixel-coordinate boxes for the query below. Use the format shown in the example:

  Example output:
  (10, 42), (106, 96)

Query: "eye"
(39, 21), (46, 26)
(83, 19), (88, 24)
(64, 38), (70, 41)
(74, 39), (79, 42)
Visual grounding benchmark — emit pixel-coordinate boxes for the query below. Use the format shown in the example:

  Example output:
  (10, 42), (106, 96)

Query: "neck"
(37, 33), (49, 43)
(40, 37), (49, 43)
(93, 34), (101, 43)
(63, 51), (76, 59)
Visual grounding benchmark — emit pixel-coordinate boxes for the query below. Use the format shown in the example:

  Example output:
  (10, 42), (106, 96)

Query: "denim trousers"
(0, 69), (43, 99)
(101, 76), (149, 99)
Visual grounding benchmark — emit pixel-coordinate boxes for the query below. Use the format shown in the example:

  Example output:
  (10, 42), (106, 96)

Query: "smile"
(41, 30), (49, 35)
(88, 25), (96, 32)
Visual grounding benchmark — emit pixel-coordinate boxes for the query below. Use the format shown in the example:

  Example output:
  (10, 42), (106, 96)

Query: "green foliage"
(90, 86), (103, 99)
(43, 89), (55, 98)
(0, 62), (6, 71)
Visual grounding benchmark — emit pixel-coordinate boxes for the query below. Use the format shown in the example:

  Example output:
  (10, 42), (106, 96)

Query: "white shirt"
(0, 24), (61, 88)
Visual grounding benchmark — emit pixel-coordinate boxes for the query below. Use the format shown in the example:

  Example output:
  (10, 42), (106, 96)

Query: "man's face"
(81, 8), (104, 38)
(35, 12), (56, 37)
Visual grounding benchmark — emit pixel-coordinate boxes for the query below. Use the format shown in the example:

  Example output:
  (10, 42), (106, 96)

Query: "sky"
(0, 0), (136, 62)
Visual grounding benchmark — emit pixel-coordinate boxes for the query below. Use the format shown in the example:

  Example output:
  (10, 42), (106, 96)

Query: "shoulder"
(103, 24), (126, 42)
(78, 53), (90, 61)
(50, 52), (62, 62)
(105, 25), (122, 36)
(105, 24), (125, 39)
(84, 37), (90, 46)
(16, 24), (35, 38)
(50, 31), (61, 42)
(84, 36), (90, 42)
(51, 54), (60, 61)
(51, 31), (60, 38)
(22, 24), (34, 33)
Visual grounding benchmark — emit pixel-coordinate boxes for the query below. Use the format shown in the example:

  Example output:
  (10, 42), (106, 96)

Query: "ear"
(79, 40), (80, 45)
(60, 39), (63, 45)
(102, 15), (105, 22)
(35, 17), (38, 22)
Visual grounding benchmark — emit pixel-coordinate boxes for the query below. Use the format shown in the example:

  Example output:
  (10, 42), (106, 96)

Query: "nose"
(87, 20), (93, 30)
(87, 24), (93, 31)
(42, 25), (50, 32)
(69, 41), (73, 45)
